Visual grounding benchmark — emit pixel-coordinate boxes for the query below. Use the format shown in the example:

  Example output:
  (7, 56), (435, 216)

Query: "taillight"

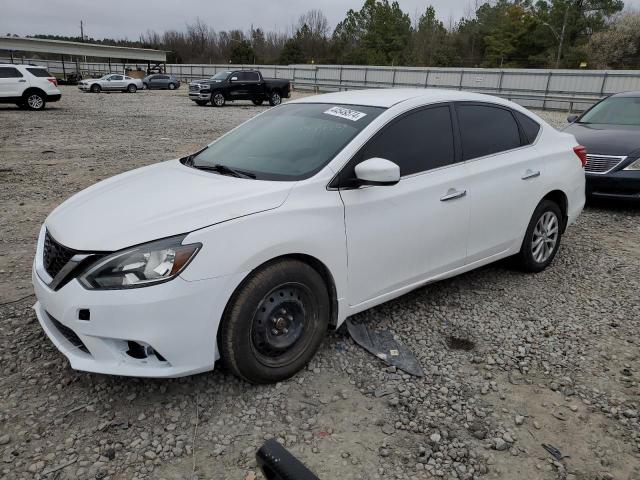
(47, 77), (58, 86)
(573, 145), (587, 168)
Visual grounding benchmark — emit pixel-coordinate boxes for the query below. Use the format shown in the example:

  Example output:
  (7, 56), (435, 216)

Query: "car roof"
(609, 91), (640, 98)
(0, 63), (46, 68)
(289, 88), (519, 108)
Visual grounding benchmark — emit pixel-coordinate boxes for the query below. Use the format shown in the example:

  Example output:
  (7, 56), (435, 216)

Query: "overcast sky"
(3, 0), (640, 40)
(3, 0), (496, 40)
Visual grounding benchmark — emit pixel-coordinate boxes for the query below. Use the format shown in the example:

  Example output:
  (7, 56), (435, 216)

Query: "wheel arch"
(22, 86), (47, 99)
(541, 189), (569, 232)
(223, 253), (339, 329)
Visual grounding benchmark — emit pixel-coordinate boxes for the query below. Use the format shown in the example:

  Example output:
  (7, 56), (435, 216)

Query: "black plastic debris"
(256, 438), (320, 480)
(447, 336), (475, 351)
(346, 319), (424, 377)
(541, 443), (570, 461)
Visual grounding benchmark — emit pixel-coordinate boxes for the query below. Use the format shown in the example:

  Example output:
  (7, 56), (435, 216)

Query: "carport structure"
(0, 36), (167, 78)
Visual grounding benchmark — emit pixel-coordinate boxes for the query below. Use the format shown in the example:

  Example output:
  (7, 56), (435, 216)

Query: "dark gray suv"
(143, 74), (181, 90)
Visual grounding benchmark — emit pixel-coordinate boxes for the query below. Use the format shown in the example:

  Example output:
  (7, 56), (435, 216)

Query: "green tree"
(332, 0), (412, 65)
(230, 40), (255, 64)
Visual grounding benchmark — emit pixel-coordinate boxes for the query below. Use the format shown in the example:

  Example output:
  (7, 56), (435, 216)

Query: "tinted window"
(0, 67), (23, 78)
(26, 68), (51, 77)
(158, 75), (168, 80)
(110, 75), (123, 80)
(515, 111), (541, 144)
(457, 104), (521, 160)
(360, 106), (455, 176)
(244, 72), (260, 82)
(579, 96), (640, 126)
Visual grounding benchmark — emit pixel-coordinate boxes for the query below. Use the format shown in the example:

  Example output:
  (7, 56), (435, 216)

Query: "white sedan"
(78, 74), (143, 93)
(32, 89), (585, 383)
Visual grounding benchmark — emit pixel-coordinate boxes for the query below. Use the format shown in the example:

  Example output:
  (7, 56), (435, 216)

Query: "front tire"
(168, 83), (176, 90)
(218, 260), (330, 384)
(90, 84), (101, 93)
(212, 91), (225, 107)
(127, 84), (137, 93)
(516, 199), (563, 273)
(268, 91), (282, 106)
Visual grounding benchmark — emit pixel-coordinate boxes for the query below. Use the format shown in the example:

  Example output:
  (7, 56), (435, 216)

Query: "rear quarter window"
(26, 68), (52, 77)
(515, 111), (541, 144)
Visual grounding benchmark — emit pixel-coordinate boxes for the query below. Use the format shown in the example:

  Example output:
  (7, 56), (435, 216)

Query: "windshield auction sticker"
(324, 106), (367, 121)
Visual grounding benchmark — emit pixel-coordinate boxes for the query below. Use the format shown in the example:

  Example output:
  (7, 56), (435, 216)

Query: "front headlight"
(623, 158), (640, 171)
(79, 235), (201, 290)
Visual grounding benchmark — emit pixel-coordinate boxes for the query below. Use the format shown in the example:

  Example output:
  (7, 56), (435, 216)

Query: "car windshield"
(191, 103), (384, 180)
(99, 74), (111, 80)
(211, 71), (232, 80)
(579, 96), (640, 126)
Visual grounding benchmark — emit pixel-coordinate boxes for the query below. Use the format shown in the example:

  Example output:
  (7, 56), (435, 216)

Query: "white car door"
(455, 103), (547, 264)
(0, 66), (27, 97)
(336, 105), (470, 307)
(106, 74), (125, 91)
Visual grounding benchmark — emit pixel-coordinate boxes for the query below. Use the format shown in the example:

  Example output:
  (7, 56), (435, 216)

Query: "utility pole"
(80, 20), (84, 41)
(555, 5), (570, 69)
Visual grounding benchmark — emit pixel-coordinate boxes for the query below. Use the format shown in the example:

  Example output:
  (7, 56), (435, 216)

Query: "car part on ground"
(346, 319), (424, 376)
(188, 69), (290, 107)
(0, 63), (61, 110)
(256, 439), (320, 480)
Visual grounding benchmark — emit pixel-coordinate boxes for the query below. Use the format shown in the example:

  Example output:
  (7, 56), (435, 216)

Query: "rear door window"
(26, 68), (52, 77)
(0, 67), (23, 78)
(456, 104), (522, 160)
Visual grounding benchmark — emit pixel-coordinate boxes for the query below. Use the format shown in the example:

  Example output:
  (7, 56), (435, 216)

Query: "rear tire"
(515, 199), (563, 273)
(23, 91), (46, 110)
(127, 84), (137, 93)
(90, 84), (101, 93)
(268, 90), (282, 106)
(252, 98), (264, 106)
(218, 260), (330, 384)
(168, 83), (176, 90)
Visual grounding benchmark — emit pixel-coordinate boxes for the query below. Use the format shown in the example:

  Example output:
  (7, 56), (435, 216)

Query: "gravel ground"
(1, 86), (639, 480)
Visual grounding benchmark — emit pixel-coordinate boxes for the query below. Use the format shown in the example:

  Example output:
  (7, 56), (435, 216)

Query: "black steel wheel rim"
(250, 282), (316, 367)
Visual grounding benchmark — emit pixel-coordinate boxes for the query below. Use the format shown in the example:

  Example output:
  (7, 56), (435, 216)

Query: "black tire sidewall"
(91, 84), (100, 93)
(128, 84), (137, 93)
(168, 83), (175, 90)
(24, 92), (45, 110)
(212, 92), (225, 107)
(219, 260), (329, 384)
(252, 99), (264, 106)
(519, 200), (563, 273)
(269, 91), (281, 106)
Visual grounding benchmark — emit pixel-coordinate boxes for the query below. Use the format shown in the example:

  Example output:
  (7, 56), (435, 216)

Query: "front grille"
(47, 313), (90, 354)
(43, 231), (76, 279)
(189, 84), (200, 92)
(585, 154), (626, 174)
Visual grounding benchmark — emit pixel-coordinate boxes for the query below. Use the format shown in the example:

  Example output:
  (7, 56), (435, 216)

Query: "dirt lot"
(0, 86), (639, 480)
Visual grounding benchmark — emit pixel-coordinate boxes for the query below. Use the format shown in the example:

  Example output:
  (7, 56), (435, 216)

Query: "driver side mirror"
(567, 114), (579, 123)
(354, 158), (400, 186)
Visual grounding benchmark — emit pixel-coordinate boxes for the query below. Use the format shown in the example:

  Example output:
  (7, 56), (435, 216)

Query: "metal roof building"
(0, 36), (166, 63)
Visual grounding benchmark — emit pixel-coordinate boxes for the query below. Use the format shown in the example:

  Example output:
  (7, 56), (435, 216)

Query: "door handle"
(440, 188), (467, 201)
(18, 79), (26, 82)
(522, 169), (541, 180)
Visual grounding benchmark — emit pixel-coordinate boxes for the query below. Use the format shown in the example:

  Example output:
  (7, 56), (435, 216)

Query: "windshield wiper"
(193, 163), (256, 179)
(181, 146), (208, 166)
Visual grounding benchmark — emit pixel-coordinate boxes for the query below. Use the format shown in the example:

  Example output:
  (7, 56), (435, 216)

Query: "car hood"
(46, 160), (294, 251)
(563, 123), (640, 157)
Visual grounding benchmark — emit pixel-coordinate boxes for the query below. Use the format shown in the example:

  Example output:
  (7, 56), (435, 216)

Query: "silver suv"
(0, 64), (62, 110)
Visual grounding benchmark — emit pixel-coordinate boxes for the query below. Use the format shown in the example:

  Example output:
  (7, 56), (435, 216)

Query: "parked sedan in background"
(78, 74), (144, 93)
(565, 91), (640, 200)
(143, 74), (181, 90)
(32, 89), (585, 383)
